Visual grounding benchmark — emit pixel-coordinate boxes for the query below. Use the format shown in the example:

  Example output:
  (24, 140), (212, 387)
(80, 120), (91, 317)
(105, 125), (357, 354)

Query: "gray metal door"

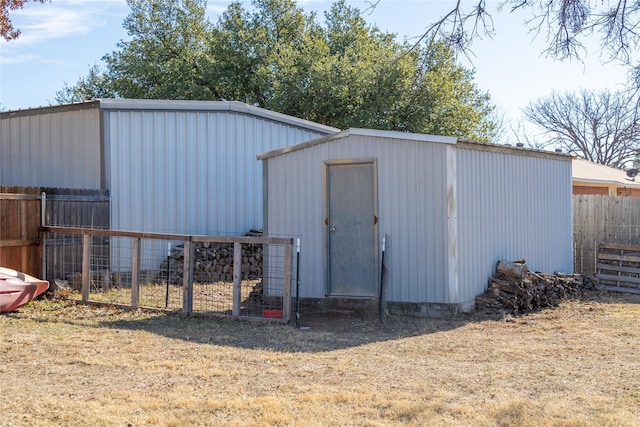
(326, 161), (378, 296)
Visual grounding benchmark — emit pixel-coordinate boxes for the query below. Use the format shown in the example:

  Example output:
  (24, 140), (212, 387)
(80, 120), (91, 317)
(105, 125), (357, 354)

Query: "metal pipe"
(40, 192), (46, 227)
(295, 238), (301, 328)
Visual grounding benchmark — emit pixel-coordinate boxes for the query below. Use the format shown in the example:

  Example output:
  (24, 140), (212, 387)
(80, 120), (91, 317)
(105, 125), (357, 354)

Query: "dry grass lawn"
(1, 290), (639, 426)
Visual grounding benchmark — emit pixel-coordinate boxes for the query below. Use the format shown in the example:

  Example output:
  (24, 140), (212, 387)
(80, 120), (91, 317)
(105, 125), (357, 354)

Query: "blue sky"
(0, 0), (631, 138)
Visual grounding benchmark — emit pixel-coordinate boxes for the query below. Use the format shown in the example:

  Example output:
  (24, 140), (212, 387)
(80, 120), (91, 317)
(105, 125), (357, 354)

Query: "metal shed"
(258, 128), (573, 316)
(1, 99), (338, 235)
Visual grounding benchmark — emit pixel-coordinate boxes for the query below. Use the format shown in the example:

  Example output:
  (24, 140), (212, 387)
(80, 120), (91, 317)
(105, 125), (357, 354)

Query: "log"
(490, 277), (519, 294)
(496, 260), (528, 279)
(476, 259), (589, 315)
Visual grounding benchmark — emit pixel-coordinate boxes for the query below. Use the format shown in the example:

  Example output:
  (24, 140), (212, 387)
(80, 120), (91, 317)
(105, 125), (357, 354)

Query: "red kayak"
(0, 267), (49, 313)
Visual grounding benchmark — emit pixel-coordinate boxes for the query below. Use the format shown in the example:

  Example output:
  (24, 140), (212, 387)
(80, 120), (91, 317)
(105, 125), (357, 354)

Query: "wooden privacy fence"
(596, 243), (640, 294)
(0, 187), (42, 277)
(0, 186), (109, 279)
(42, 226), (294, 323)
(573, 195), (640, 275)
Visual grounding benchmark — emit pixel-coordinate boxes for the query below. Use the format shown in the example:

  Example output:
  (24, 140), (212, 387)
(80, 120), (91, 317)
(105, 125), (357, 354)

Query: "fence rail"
(42, 226), (294, 323)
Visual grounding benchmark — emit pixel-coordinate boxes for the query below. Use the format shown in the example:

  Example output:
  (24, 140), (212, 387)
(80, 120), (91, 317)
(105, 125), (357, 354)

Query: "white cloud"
(0, 1), (128, 64)
(14, 9), (94, 44)
(0, 52), (36, 65)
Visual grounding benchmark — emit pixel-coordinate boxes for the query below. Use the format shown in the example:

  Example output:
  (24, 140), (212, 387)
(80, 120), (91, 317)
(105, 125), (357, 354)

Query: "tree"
(524, 89), (640, 167)
(56, 0), (498, 141)
(403, 0), (640, 85)
(55, 65), (117, 104)
(1, 0), (47, 41)
(208, 0), (497, 139)
(399, 42), (496, 140)
(108, 0), (213, 100)
(207, 0), (313, 106)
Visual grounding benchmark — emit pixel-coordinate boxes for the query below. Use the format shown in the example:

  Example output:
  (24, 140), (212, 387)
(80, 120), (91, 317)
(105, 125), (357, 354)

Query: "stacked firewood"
(161, 231), (263, 283)
(475, 260), (594, 315)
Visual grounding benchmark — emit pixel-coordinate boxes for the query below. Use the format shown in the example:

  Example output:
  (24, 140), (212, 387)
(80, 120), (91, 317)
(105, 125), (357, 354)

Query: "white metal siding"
(455, 146), (573, 303)
(265, 134), (451, 302)
(107, 109), (328, 235)
(0, 108), (102, 188)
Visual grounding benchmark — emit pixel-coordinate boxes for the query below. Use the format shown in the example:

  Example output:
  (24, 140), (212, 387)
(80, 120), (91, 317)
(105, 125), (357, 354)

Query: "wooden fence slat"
(597, 263), (640, 274)
(574, 195), (640, 275)
(597, 253), (640, 263)
(0, 239), (39, 247)
(598, 242), (640, 251)
(597, 273), (640, 284)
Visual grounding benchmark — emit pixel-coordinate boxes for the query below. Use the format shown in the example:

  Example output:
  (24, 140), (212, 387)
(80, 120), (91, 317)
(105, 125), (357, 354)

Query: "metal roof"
(98, 99), (339, 134)
(1, 99), (339, 134)
(258, 128), (457, 160)
(257, 127), (572, 161)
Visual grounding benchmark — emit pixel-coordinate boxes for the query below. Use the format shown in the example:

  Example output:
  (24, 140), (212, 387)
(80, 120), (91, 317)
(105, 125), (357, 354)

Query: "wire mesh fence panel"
(190, 242), (237, 315)
(189, 241), (288, 320)
(135, 239), (184, 310)
(43, 227), (293, 322)
(45, 232), (84, 291)
(243, 243), (286, 318)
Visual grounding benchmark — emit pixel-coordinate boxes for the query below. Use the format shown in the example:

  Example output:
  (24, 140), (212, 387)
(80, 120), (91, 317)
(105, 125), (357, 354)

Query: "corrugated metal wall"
(264, 132), (573, 306)
(455, 145), (573, 303)
(0, 106), (102, 188)
(265, 132), (451, 302)
(106, 109), (329, 235)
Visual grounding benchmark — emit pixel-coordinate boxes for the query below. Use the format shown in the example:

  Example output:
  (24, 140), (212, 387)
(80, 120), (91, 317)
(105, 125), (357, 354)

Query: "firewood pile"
(475, 260), (595, 315)
(161, 230), (264, 283)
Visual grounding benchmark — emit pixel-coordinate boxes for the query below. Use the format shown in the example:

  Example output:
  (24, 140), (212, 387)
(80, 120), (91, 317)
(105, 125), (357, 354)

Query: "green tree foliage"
(106, 0), (213, 100)
(56, 0), (497, 141)
(55, 65), (117, 104)
(58, 0), (213, 102)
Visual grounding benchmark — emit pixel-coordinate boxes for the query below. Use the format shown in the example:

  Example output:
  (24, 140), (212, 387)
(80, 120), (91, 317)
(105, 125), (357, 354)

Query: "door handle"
(329, 227), (336, 233)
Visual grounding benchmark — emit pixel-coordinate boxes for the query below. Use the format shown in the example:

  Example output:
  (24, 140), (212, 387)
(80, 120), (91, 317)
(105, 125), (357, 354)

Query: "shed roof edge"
(97, 99), (339, 134)
(257, 128), (569, 161)
(0, 100), (100, 119)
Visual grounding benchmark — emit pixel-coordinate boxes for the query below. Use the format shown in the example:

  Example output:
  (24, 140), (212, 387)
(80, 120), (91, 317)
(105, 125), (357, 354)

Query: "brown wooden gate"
(0, 186), (43, 277)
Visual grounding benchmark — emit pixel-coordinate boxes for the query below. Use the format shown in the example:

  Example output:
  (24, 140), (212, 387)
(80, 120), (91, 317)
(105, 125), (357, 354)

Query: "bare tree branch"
(391, 0), (640, 86)
(524, 89), (640, 167)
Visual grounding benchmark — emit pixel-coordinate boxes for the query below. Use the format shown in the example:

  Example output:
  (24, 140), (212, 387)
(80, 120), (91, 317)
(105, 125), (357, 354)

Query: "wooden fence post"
(182, 239), (194, 314)
(81, 233), (90, 301)
(232, 242), (242, 318)
(131, 237), (140, 307)
(282, 240), (292, 323)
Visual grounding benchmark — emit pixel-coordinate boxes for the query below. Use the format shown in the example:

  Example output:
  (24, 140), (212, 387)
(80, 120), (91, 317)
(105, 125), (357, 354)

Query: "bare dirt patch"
(1, 290), (639, 426)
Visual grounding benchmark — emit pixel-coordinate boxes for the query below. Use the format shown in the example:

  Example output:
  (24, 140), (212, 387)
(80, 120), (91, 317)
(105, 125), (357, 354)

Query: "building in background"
(1, 99), (337, 235)
(572, 158), (640, 197)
